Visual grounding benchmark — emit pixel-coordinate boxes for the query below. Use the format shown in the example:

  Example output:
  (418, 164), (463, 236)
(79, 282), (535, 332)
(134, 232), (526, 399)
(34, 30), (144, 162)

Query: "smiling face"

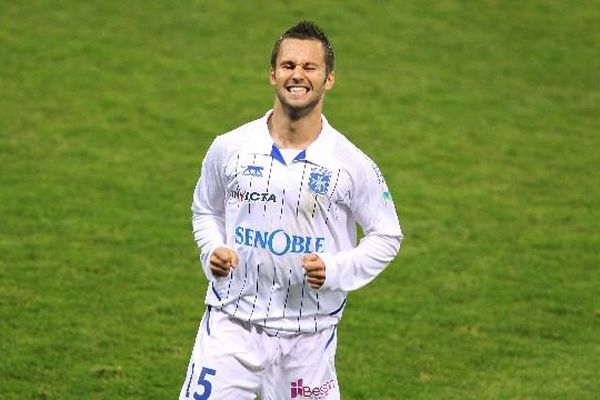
(270, 38), (335, 118)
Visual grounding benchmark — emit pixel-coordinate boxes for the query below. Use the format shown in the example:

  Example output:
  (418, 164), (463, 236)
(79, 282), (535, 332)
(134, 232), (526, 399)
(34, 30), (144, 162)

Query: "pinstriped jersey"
(191, 110), (402, 335)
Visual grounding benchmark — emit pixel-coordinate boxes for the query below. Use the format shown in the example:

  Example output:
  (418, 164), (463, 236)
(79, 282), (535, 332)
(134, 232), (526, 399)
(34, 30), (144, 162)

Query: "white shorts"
(179, 306), (340, 400)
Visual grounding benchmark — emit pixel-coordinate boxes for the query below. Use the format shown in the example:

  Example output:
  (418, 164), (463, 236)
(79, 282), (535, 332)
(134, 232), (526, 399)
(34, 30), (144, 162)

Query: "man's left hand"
(302, 253), (326, 289)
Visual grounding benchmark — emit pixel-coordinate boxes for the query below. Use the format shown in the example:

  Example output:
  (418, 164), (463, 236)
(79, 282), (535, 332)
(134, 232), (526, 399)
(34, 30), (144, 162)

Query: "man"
(180, 21), (402, 400)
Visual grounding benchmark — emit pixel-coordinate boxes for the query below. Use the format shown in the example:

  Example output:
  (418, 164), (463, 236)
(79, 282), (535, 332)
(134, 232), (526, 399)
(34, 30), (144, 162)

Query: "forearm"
(320, 232), (402, 292)
(191, 137), (229, 280)
(192, 211), (227, 267)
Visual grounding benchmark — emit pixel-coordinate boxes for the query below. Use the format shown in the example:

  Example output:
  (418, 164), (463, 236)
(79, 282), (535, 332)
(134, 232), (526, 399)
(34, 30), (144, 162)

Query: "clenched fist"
(210, 247), (239, 277)
(302, 253), (326, 289)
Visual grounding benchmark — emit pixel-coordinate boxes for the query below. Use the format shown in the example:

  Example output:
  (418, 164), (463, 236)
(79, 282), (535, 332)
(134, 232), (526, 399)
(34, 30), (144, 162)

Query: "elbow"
(395, 231), (404, 254)
(375, 232), (402, 263)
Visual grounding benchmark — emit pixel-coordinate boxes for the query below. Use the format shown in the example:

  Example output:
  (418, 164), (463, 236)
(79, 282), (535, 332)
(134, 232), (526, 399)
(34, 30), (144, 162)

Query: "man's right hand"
(210, 247), (239, 277)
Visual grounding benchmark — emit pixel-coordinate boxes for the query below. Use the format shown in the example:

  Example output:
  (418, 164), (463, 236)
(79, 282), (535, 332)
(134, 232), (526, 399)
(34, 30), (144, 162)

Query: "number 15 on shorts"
(185, 364), (217, 400)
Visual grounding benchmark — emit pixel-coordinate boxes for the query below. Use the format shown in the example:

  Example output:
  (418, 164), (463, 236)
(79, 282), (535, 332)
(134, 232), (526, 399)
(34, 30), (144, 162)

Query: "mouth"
(286, 85), (309, 95)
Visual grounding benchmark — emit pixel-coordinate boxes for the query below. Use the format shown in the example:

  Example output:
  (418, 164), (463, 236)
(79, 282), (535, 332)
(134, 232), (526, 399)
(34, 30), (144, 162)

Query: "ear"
(269, 67), (276, 86)
(324, 71), (335, 91)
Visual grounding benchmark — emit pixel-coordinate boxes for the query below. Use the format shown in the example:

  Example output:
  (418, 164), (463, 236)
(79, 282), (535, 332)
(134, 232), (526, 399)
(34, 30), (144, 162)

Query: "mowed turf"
(1, 1), (598, 399)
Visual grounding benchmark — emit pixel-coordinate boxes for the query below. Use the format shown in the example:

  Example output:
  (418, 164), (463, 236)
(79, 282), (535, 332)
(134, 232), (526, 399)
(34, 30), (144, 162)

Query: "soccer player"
(180, 20), (402, 400)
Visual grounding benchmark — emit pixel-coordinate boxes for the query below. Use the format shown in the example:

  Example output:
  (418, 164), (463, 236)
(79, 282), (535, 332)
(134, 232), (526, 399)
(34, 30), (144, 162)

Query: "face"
(270, 38), (335, 116)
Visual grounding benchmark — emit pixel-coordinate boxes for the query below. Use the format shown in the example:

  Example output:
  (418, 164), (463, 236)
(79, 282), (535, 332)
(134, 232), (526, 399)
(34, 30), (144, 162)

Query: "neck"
(268, 101), (323, 149)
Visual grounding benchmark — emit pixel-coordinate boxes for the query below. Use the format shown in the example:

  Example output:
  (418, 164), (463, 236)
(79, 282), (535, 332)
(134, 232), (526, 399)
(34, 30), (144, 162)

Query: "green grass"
(1, 1), (598, 399)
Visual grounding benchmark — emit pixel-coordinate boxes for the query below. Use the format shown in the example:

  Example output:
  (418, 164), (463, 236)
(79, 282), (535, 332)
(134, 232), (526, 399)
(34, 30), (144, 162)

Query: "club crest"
(308, 167), (332, 195)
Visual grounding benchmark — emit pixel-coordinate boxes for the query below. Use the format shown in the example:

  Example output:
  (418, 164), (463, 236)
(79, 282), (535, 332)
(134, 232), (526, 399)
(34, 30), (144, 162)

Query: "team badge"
(308, 167), (332, 195)
(242, 165), (263, 177)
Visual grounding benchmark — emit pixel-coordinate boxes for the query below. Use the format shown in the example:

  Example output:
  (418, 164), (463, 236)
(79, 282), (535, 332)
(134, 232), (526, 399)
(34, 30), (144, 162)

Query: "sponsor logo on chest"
(229, 189), (277, 203)
(234, 226), (325, 256)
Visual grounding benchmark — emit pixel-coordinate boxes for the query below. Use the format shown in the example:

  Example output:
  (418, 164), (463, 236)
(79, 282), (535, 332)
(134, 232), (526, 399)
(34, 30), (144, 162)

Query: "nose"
(291, 65), (305, 80)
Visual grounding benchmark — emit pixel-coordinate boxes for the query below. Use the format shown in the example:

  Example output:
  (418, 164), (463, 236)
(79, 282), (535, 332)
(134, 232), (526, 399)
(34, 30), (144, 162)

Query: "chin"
(278, 95), (322, 116)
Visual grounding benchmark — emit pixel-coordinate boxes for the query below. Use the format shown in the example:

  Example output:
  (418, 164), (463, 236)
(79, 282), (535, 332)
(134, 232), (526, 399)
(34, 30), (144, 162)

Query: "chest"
(223, 153), (351, 216)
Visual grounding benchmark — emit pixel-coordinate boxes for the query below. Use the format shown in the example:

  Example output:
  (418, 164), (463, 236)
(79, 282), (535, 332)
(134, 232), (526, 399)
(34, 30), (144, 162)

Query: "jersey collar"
(250, 110), (334, 166)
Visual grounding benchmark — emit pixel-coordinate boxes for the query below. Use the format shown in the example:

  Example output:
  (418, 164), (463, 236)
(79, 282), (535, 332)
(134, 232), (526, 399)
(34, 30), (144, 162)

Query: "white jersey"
(191, 110), (402, 336)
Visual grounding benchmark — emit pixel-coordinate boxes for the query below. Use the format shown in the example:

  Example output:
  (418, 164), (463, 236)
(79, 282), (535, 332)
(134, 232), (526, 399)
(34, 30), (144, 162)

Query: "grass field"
(1, 1), (598, 399)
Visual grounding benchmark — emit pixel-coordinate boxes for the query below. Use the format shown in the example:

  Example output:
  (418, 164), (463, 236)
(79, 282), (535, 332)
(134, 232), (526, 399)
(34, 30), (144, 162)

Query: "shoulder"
(207, 115), (266, 157)
(325, 124), (378, 173)
(321, 123), (391, 198)
(213, 117), (262, 146)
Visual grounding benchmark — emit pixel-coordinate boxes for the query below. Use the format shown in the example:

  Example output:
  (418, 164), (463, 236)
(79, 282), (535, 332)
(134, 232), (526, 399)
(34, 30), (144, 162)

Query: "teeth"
(288, 87), (307, 93)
